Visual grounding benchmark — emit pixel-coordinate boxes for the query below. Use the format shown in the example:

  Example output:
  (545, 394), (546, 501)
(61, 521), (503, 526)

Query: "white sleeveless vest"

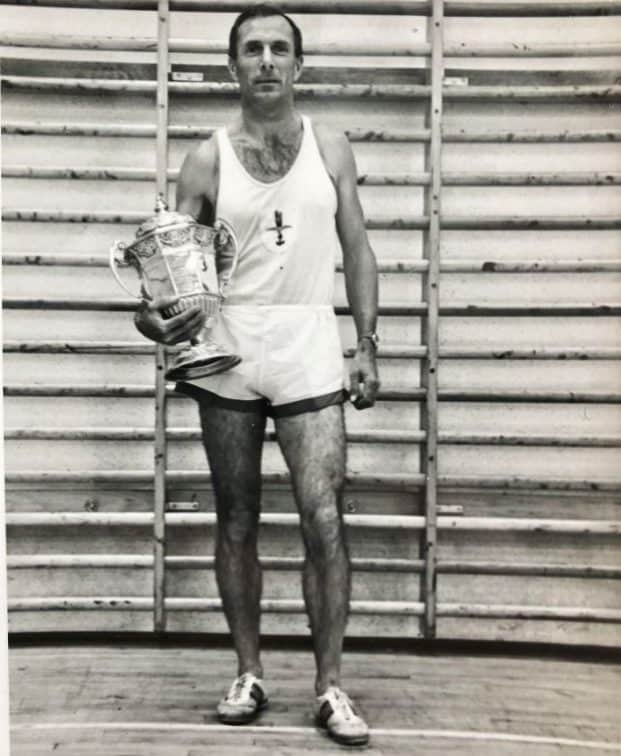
(215, 115), (339, 306)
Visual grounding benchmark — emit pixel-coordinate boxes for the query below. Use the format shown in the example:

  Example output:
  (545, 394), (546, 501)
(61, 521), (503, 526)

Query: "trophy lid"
(135, 194), (196, 238)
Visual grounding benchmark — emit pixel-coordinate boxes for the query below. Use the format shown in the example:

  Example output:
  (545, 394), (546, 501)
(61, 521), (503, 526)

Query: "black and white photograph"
(1, 0), (620, 753)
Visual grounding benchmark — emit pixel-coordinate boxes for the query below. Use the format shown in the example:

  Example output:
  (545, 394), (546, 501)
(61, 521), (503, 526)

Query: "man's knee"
(300, 504), (346, 561)
(217, 501), (261, 546)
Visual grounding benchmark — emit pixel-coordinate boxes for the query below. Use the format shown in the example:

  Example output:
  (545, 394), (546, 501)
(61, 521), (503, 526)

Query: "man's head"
(227, 4), (304, 103)
(228, 4), (303, 61)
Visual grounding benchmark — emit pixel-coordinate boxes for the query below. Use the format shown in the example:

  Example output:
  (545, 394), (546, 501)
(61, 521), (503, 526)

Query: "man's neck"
(238, 101), (301, 142)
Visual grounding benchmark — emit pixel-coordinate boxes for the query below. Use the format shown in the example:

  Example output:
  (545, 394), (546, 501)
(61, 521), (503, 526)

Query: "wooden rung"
(6, 209), (621, 231)
(440, 260), (621, 273)
(7, 555), (154, 568)
(8, 597), (154, 611)
(3, 33), (619, 58)
(4, 512), (428, 528)
(440, 517), (621, 534)
(7, 166), (621, 187)
(443, 1), (621, 16)
(437, 603), (621, 622)
(2, 254), (119, 266)
(437, 303), (621, 315)
(6, 341), (621, 361)
(445, 85), (621, 101)
(6, 512), (620, 534)
(445, 129), (621, 143)
(2, 209), (432, 230)
(3, 76), (621, 102)
(439, 561), (621, 578)
(6, 554), (426, 573)
(3, 383), (156, 397)
(1, 76), (433, 99)
(8, 596), (619, 622)
(7, 429), (621, 448)
(0, 343), (580, 361)
(0, 472), (420, 489)
(438, 389), (621, 403)
(440, 216), (621, 230)
(3, 470), (425, 489)
(442, 172), (621, 186)
(440, 347), (621, 360)
(4, 120), (621, 143)
(1, 339), (426, 359)
(445, 42), (621, 57)
(4, 384), (621, 404)
(5, 297), (621, 317)
(1, 0), (620, 15)
(7, 596), (425, 615)
(9, 555), (620, 579)
(12, 36), (613, 59)
(3, 340), (157, 355)
(0, 1), (428, 15)
(439, 433), (621, 448)
(0, 32), (427, 56)
(6, 255), (621, 275)
(439, 474), (621, 491)
(4, 469), (618, 490)
(3, 427), (428, 444)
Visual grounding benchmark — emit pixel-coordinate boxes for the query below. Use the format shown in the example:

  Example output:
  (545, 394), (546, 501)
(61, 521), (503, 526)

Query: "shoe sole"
(217, 698), (269, 725)
(315, 716), (370, 747)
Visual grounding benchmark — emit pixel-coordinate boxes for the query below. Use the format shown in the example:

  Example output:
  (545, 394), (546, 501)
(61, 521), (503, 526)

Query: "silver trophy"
(110, 195), (241, 381)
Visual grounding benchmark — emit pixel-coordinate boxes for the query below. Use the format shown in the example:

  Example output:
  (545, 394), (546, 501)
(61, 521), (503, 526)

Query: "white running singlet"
(216, 114), (340, 306)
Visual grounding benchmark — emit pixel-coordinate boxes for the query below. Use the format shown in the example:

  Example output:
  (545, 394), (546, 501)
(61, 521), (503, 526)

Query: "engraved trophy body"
(110, 196), (240, 381)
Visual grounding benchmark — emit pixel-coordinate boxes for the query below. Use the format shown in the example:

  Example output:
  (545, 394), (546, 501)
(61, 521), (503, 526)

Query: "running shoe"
(315, 685), (370, 746)
(216, 672), (268, 725)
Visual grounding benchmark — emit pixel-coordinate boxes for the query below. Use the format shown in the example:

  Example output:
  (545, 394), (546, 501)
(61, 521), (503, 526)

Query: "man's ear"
(228, 57), (238, 81)
(293, 56), (304, 83)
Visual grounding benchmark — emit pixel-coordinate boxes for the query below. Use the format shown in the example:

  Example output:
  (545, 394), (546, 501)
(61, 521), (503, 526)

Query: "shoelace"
(327, 688), (357, 721)
(227, 674), (254, 703)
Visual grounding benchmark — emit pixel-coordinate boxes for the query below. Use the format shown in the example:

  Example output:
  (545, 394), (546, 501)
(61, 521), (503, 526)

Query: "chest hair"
(231, 129), (303, 183)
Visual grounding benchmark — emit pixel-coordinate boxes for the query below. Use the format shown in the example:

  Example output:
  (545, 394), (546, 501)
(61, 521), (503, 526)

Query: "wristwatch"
(358, 332), (379, 352)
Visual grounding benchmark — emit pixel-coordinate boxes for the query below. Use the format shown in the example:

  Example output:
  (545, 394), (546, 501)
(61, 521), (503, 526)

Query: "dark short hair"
(228, 3), (303, 60)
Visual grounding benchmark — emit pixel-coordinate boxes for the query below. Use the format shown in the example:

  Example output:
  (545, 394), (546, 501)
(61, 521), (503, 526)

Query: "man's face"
(229, 15), (303, 102)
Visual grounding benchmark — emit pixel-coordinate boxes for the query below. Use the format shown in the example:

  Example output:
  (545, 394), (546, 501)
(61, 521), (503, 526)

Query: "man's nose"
(260, 45), (274, 68)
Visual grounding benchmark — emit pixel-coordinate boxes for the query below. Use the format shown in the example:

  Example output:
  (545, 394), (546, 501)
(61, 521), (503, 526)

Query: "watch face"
(360, 333), (379, 349)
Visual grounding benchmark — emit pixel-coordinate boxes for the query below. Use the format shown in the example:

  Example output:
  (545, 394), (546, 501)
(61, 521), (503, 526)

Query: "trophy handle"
(215, 218), (239, 298)
(109, 241), (143, 299)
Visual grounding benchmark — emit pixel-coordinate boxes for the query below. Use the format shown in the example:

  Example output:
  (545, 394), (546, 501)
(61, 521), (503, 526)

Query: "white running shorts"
(175, 304), (347, 417)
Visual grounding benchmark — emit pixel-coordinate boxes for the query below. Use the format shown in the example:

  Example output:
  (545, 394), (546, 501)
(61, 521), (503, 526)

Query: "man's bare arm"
(315, 125), (380, 409)
(175, 138), (218, 219)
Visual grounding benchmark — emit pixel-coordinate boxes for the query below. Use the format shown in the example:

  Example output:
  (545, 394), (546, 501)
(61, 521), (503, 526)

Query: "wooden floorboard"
(9, 643), (621, 755)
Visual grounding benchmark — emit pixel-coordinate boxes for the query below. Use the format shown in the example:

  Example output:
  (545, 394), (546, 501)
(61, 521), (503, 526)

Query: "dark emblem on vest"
(267, 210), (292, 247)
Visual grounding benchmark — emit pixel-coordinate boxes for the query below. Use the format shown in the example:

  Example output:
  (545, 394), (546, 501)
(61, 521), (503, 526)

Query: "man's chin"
(252, 87), (287, 102)
(254, 83), (281, 92)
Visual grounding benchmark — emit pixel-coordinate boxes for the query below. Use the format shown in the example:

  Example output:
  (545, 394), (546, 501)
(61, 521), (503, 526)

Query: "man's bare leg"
(198, 402), (266, 678)
(275, 404), (349, 695)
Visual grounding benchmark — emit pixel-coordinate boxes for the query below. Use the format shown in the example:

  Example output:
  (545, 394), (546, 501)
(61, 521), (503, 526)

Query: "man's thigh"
(198, 403), (266, 507)
(274, 404), (346, 507)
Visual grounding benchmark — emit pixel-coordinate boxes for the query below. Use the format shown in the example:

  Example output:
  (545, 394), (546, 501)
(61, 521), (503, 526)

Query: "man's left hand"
(349, 343), (380, 410)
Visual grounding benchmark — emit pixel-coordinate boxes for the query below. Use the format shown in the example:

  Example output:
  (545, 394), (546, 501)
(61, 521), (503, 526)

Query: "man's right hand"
(134, 295), (206, 345)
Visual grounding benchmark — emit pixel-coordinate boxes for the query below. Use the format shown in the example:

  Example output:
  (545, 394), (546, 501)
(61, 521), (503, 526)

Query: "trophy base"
(165, 344), (242, 382)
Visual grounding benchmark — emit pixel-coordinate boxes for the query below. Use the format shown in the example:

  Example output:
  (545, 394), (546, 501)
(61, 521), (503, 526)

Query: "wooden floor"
(8, 640), (621, 755)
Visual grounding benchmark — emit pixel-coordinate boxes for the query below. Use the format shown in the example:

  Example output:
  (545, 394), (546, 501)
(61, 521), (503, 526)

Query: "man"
(135, 4), (379, 746)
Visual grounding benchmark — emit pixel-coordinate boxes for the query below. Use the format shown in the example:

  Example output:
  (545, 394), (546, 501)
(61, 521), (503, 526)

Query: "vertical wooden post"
(153, 0), (170, 634)
(421, 0), (444, 639)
